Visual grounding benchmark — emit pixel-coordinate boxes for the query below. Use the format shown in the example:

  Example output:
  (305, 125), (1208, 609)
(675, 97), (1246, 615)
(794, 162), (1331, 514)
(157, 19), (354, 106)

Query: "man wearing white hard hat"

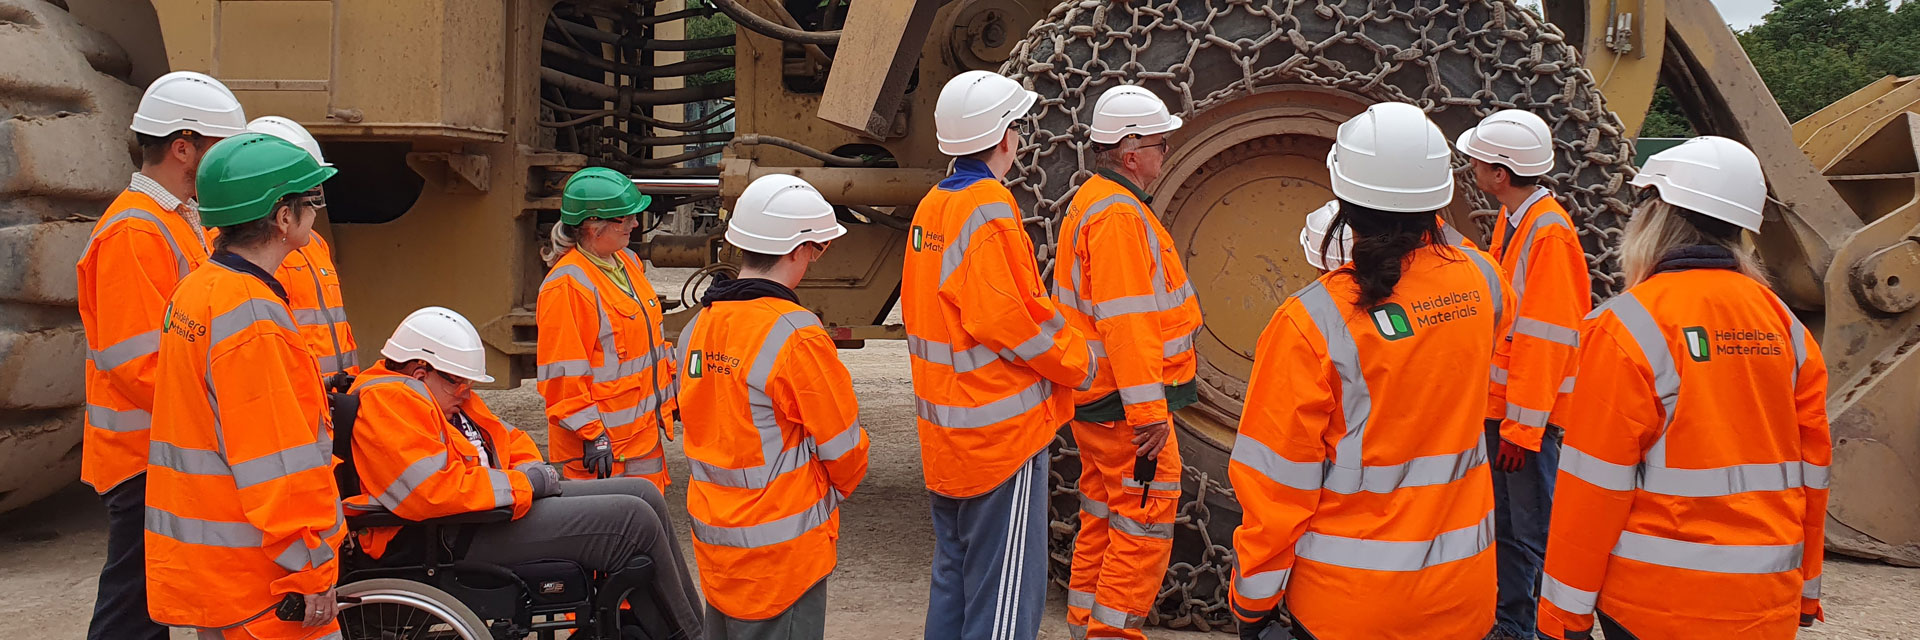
(676, 174), (870, 639)
(1458, 108), (1591, 640)
(346, 306), (707, 636)
(904, 70), (1095, 640)
(1053, 84), (1204, 640)
(233, 116), (360, 384)
(75, 70), (246, 640)
(1299, 200), (1354, 273)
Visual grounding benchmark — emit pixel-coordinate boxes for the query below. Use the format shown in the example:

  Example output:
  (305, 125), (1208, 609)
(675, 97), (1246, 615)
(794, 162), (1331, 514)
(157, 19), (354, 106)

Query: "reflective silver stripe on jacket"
(914, 378), (1052, 429)
(1509, 207), (1571, 299)
(1541, 573), (1598, 615)
(1514, 317), (1579, 347)
(690, 491), (841, 548)
(1294, 509), (1494, 571)
(1232, 561), (1291, 601)
(209, 297), (300, 345)
(619, 454), (666, 478)
(148, 427), (332, 491)
(86, 208), (192, 277)
(90, 330), (161, 372)
(87, 404), (152, 433)
(1611, 531), (1804, 574)
(146, 506), (262, 547)
(273, 504), (343, 571)
(684, 309), (866, 490)
(907, 313), (1066, 373)
(938, 201), (1017, 288)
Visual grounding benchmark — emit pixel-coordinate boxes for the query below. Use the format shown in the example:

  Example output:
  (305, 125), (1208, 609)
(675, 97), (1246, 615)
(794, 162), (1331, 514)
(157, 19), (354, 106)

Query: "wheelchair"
(326, 381), (677, 640)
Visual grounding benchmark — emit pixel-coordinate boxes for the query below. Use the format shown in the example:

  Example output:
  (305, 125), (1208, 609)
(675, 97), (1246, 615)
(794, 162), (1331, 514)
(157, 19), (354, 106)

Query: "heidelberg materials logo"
(1683, 326), (1711, 362)
(911, 226), (924, 251)
(1370, 303), (1413, 340)
(687, 350), (705, 378)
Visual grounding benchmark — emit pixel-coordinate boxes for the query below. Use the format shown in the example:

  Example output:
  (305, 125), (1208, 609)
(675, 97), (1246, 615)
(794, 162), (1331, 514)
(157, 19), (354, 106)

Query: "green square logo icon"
(688, 350), (705, 378)
(1683, 326), (1711, 362)
(911, 226), (924, 251)
(1370, 303), (1413, 340)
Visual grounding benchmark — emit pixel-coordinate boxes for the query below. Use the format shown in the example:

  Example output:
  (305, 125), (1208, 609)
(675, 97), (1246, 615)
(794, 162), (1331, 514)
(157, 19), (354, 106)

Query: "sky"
(1518, 0), (1776, 29)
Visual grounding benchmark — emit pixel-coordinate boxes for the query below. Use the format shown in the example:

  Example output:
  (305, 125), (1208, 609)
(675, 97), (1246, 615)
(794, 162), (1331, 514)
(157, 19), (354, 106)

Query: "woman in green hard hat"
(536, 167), (680, 487)
(144, 133), (348, 638)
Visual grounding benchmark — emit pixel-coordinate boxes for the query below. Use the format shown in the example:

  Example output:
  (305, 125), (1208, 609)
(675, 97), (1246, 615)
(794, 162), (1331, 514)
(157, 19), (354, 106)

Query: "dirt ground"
(2, 268), (1915, 638)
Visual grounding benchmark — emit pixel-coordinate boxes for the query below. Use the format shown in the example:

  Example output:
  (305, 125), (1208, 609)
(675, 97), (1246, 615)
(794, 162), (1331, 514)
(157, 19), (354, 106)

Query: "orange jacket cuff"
(1122, 401), (1168, 428)
(1500, 421), (1544, 451)
(268, 562), (338, 598)
(1802, 597), (1823, 619)
(1538, 602), (1593, 639)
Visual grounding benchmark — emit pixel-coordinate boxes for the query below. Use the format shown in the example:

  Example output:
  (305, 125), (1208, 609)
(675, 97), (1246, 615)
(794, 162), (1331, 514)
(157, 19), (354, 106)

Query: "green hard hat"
(195, 133), (337, 228)
(560, 167), (650, 225)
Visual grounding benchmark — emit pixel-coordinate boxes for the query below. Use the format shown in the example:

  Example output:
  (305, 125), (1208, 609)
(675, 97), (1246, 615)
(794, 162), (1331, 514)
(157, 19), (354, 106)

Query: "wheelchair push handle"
(275, 592), (365, 622)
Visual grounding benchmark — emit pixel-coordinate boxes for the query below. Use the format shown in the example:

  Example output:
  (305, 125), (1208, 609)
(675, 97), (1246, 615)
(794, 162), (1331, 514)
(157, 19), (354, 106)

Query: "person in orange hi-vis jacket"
(241, 117), (359, 381)
(1537, 136), (1830, 640)
(537, 167), (679, 486)
(1457, 108), (1591, 640)
(677, 174), (870, 639)
(76, 71), (246, 640)
(1229, 103), (1515, 640)
(905, 70), (1098, 640)
(147, 133), (343, 639)
(348, 307), (705, 636)
(1053, 84), (1202, 640)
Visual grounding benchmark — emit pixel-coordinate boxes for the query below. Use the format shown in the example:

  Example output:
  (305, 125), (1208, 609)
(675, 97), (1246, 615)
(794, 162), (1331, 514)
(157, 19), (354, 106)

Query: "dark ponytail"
(1327, 200), (1444, 309)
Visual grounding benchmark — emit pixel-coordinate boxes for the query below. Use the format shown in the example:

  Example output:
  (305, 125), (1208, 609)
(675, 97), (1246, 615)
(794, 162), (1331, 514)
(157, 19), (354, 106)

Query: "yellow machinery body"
(0, 0), (1916, 624)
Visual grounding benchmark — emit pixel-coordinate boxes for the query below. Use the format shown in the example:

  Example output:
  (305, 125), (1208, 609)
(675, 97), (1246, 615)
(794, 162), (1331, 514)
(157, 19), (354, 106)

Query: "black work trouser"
(87, 473), (169, 640)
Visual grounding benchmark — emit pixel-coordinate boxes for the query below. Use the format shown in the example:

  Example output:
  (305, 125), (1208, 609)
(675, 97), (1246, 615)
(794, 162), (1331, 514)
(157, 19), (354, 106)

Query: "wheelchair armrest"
(345, 506), (515, 530)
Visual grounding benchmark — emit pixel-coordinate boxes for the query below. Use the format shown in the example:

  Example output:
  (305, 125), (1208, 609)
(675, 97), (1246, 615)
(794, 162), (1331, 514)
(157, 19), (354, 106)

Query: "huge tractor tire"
(0, 0), (141, 512)
(1002, 0), (1639, 629)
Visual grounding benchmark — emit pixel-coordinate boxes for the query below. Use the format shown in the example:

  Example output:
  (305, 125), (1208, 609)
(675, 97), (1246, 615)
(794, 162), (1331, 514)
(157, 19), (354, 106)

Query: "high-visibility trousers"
(1066, 419), (1182, 640)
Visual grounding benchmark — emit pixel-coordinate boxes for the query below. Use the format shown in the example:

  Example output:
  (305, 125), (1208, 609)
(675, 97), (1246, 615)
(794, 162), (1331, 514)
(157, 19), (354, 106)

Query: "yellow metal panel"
(1558, 0), (1666, 137)
(151, 0), (216, 72)
(1793, 75), (1902, 147)
(216, 1), (331, 80)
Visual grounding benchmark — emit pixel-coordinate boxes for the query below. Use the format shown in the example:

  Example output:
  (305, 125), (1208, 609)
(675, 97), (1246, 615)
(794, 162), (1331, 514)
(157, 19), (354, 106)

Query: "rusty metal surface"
(0, 0), (141, 512)
(1002, 0), (1638, 627)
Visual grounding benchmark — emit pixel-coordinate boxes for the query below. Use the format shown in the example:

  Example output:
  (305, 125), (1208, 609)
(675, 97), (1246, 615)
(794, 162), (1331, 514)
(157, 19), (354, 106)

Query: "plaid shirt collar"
(129, 173), (188, 213)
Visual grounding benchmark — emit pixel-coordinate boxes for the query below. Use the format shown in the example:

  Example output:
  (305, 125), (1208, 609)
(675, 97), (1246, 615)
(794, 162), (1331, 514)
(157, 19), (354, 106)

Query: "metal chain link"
(1010, 0), (1640, 629)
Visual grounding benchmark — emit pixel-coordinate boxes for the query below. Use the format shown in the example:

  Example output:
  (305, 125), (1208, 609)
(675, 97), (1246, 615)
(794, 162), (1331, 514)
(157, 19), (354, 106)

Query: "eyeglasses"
(1134, 141), (1169, 153)
(431, 369), (472, 391)
(299, 191), (327, 212)
(1009, 120), (1034, 137)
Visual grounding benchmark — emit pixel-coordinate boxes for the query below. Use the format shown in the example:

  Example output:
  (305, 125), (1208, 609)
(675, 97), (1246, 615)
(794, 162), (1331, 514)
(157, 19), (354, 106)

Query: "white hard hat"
(935, 70), (1039, 156)
(1299, 200), (1353, 271)
(1089, 85), (1183, 145)
(246, 116), (330, 166)
(1631, 135), (1767, 232)
(382, 306), (494, 383)
(1456, 109), (1554, 176)
(1327, 102), (1454, 213)
(726, 174), (848, 255)
(130, 71), (248, 138)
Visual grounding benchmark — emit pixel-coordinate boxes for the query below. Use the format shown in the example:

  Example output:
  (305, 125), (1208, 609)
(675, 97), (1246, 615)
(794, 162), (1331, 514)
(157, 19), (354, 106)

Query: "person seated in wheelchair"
(343, 306), (706, 637)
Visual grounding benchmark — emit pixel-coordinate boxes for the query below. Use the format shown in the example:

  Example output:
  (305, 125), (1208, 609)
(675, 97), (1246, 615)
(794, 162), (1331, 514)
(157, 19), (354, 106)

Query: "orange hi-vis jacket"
(77, 187), (211, 493)
(902, 160), (1098, 498)
(676, 294), (870, 620)
(283, 231), (357, 377)
(1229, 245), (1514, 639)
(146, 255), (344, 630)
(344, 362), (546, 559)
(537, 247), (679, 484)
(1538, 268), (1830, 639)
(1486, 187), (1590, 451)
(1053, 173), (1203, 427)
(209, 228), (358, 379)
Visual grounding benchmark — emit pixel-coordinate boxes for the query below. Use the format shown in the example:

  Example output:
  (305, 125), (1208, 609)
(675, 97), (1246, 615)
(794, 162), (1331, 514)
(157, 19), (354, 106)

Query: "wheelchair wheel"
(336, 578), (493, 640)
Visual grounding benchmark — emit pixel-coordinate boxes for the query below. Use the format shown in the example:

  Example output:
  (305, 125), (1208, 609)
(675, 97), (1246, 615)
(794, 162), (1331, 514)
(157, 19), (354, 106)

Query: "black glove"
(584, 433), (614, 479)
(518, 463), (563, 498)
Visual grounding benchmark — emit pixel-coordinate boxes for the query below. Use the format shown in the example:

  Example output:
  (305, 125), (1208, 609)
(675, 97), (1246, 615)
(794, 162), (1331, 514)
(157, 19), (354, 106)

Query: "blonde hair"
(543, 222), (581, 266)
(1620, 199), (1768, 287)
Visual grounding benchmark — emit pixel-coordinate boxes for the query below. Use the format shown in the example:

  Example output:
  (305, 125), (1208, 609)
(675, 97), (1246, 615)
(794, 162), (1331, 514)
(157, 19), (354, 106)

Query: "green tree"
(685, 0), (736, 87)
(1637, 0), (1920, 133)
